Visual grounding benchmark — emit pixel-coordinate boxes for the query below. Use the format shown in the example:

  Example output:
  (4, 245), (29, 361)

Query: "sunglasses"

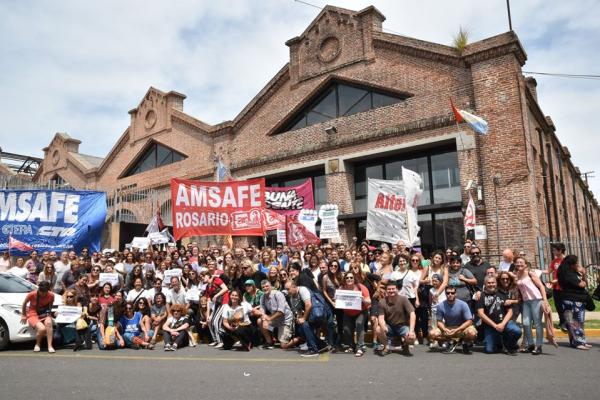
(126, 307), (133, 310)
(411, 259), (419, 262)
(66, 295), (74, 298)
(471, 252), (481, 255)
(500, 278), (510, 281)
(345, 276), (354, 280)
(446, 292), (456, 295)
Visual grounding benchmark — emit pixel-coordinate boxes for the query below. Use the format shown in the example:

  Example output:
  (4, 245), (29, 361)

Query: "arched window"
(122, 142), (186, 177)
(116, 209), (137, 223)
(160, 200), (172, 226)
(277, 81), (408, 134)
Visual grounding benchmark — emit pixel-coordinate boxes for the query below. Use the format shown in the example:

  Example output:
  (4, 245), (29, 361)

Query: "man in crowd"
(259, 280), (293, 349)
(285, 280), (327, 357)
(498, 249), (514, 272)
(477, 276), (521, 354)
(376, 281), (416, 356)
(166, 276), (186, 315)
(464, 246), (490, 292)
(460, 240), (472, 265)
(429, 286), (477, 354)
(549, 242), (566, 331)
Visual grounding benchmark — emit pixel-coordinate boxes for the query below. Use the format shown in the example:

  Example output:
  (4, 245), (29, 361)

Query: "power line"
(523, 71), (600, 80)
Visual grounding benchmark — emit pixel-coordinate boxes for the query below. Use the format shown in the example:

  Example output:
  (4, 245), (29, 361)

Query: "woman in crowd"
(72, 273), (91, 306)
(150, 293), (168, 345)
(340, 271), (371, 357)
(126, 277), (152, 303)
(99, 283), (115, 307)
(558, 255), (592, 350)
(497, 271), (520, 321)
(194, 296), (212, 344)
(123, 253), (136, 276)
(348, 261), (368, 284)
(375, 252), (394, 282)
(117, 301), (155, 349)
(202, 269), (230, 348)
(58, 289), (86, 348)
(20, 281), (55, 353)
(279, 269), (289, 288)
(267, 266), (281, 290)
(36, 262), (57, 289)
(125, 264), (145, 292)
(321, 259), (344, 350)
(86, 292), (102, 342)
(221, 290), (254, 351)
(104, 264), (124, 292)
(87, 265), (101, 293)
(514, 256), (550, 355)
(162, 304), (190, 351)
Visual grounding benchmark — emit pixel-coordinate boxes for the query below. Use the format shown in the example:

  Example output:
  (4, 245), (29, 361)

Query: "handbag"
(76, 318), (88, 330)
(585, 292), (596, 312)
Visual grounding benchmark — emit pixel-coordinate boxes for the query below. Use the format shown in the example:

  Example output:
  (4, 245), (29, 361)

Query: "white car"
(0, 272), (63, 351)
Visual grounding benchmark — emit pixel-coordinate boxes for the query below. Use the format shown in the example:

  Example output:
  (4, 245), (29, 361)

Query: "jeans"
(483, 320), (521, 353)
(386, 324), (409, 348)
(123, 329), (154, 347)
(522, 299), (543, 347)
(563, 300), (586, 347)
(342, 311), (367, 351)
(299, 321), (320, 352)
(96, 327), (124, 350)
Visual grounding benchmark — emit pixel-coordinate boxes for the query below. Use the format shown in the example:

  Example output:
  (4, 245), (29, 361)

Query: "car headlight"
(1, 304), (23, 315)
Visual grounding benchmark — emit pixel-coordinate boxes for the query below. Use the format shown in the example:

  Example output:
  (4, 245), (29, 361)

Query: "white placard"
(55, 305), (82, 324)
(334, 289), (363, 310)
(99, 273), (120, 287)
(148, 231), (169, 245)
(319, 204), (340, 239)
(474, 225), (487, 240)
(366, 178), (410, 244)
(298, 209), (318, 235)
(131, 237), (151, 250)
(185, 287), (200, 302)
(163, 269), (182, 286)
(276, 228), (286, 244)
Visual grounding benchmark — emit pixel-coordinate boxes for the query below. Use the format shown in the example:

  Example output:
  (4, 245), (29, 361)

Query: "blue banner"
(0, 190), (107, 255)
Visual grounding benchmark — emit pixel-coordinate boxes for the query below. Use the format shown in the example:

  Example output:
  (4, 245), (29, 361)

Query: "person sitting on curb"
(20, 281), (55, 353)
(477, 276), (521, 354)
(376, 281), (416, 356)
(429, 286), (477, 354)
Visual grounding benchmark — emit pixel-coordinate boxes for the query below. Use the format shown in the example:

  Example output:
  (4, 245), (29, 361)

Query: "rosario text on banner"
(366, 178), (409, 244)
(171, 178), (266, 239)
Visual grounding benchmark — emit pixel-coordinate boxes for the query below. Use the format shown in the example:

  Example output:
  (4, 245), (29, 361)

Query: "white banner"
(55, 305), (82, 324)
(131, 237), (151, 250)
(402, 167), (422, 246)
(298, 209), (318, 235)
(334, 289), (362, 310)
(318, 204), (340, 239)
(474, 225), (487, 240)
(148, 230), (169, 245)
(99, 273), (120, 287)
(366, 178), (410, 244)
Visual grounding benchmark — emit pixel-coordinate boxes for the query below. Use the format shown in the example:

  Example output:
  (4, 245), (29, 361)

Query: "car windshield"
(0, 274), (36, 293)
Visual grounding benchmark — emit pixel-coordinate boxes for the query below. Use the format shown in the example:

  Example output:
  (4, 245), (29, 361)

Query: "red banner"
(286, 214), (320, 248)
(171, 178), (266, 239)
(266, 178), (314, 216)
(262, 209), (286, 231)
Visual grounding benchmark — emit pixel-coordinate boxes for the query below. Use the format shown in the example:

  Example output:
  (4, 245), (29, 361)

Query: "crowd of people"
(4, 238), (596, 356)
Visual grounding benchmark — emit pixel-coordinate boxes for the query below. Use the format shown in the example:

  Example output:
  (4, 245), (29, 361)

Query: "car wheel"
(0, 319), (9, 351)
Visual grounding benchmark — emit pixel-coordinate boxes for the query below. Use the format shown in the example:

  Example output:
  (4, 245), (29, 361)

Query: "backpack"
(308, 290), (330, 324)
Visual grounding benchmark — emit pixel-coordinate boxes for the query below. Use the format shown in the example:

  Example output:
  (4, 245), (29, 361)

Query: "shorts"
(386, 324), (409, 339)
(429, 325), (477, 340)
(269, 321), (293, 344)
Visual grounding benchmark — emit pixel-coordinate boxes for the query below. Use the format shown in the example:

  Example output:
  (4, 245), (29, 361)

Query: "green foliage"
(453, 27), (469, 54)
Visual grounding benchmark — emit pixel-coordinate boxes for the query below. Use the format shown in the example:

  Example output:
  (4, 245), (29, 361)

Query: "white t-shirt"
(0, 257), (10, 272)
(8, 266), (28, 279)
(399, 270), (420, 299)
(498, 261), (512, 272)
(126, 288), (153, 303)
(166, 288), (187, 305)
(222, 302), (252, 325)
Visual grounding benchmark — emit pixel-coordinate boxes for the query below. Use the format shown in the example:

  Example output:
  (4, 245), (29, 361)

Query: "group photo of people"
(7, 238), (597, 357)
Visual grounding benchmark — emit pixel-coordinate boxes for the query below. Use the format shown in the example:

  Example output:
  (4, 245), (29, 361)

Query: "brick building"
(33, 5), (600, 265)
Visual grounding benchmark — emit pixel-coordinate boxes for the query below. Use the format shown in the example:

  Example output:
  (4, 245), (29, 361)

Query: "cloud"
(0, 0), (598, 196)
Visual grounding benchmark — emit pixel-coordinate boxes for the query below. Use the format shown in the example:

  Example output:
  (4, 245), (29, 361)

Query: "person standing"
(558, 255), (592, 350)
(548, 243), (566, 331)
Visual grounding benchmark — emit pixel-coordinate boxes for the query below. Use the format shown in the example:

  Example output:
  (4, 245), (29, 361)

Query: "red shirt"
(549, 257), (563, 291)
(204, 277), (230, 304)
(25, 290), (54, 318)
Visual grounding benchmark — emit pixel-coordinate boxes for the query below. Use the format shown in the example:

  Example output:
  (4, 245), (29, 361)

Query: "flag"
(215, 154), (234, 246)
(145, 203), (165, 234)
(9, 235), (33, 252)
(464, 194), (476, 233)
(451, 99), (489, 134)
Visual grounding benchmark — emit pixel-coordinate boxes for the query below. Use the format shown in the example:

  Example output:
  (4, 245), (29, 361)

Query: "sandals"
(355, 349), (364, 357)
(576, 345), (590, 350)
(344, 348), (353, 354)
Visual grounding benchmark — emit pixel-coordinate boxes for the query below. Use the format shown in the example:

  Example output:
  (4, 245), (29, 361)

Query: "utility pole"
(581, 171), (595, 185)
(506, 0), (513, 31)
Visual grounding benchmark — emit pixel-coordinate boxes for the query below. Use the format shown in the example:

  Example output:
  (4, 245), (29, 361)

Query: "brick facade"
(33, 5), (600, 265)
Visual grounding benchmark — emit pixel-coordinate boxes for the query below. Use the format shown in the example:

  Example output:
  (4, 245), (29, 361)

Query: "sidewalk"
(551, 311), (599, 338)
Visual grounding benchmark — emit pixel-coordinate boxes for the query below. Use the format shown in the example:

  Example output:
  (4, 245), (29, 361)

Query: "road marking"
(0, 351), (330, 363)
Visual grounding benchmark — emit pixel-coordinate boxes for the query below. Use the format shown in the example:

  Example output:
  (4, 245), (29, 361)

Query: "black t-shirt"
(476, 291), (508, 324)
(464, 261), (490, 290)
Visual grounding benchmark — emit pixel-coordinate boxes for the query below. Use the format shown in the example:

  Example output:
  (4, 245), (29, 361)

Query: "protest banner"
(265, 179), (314, 215)
(171, 178), (266, 239)
(131, 237), (150, 250)
(262, 209), (286, 231)
(318, 204), (340, 240)
(163, 268), (182, 286)
(464, 193), (476, 233)
(334, 289), (363, 310)
(298, 209), (318, 235)
(286, 214), (320, 248)
(55, 305), (82, 324)
(99, 273), (120, 287)
(366, 178), (410, 244)
(0, 190), (106, 255)
(402, 167), (423, 246)
(148, 229), (170, 245)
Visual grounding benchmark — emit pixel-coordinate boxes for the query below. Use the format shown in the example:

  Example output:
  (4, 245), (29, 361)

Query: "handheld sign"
(334, 289), (363, 310)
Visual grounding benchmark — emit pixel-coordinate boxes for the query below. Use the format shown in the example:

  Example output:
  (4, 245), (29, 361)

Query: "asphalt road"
(0, 339), (598, 400)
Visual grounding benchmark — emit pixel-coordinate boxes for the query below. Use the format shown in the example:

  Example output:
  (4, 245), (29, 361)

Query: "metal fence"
(0, 175), (74, 190)
(537, 236), (600, 270)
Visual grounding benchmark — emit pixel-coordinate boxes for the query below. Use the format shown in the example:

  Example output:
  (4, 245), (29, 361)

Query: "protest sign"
(163, 268), (182, 285)
(265, 179), (314, 215)
(366, 178), (409, 244)
(318, 204), (339, 240)
(286, 214), (320, 248)
(55, 305), (82, 324)
(171, 178), (266, 239)
(334, 289), (363, 310)
(131, 237), (150, 250)
(99, 273), (120, 287)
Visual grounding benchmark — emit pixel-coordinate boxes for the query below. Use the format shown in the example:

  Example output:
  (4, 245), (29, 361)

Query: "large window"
(123, 142), (186, 177)
(279, 81), (407, 133)
(266, 169), (326, 209)
(353, 146), (463, 255)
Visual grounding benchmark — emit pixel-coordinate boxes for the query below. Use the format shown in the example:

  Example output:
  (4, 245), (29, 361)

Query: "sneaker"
(443, 341), (457, 354)
(462, 343), (472, 355)
(260, 343), (275, 350)
(300, 350), (320, 358)
(172, 344), (178, 351)
(299, 343), (309, 351)
(164, 344), (171, 351)
(560, 324), (568, 333)
(318, 345), (330, 353)
(48, 347), (56, 354)
(531, 346), (542, 355)
(147, 343), (155, 350)
(402, 344), (412, 356)
(208, 342), (217, 346)
(33, 345), (41, 352)
(355, 349), (364, 357)
(215, 343), (224, 349)
(429, 341), (438, 350)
